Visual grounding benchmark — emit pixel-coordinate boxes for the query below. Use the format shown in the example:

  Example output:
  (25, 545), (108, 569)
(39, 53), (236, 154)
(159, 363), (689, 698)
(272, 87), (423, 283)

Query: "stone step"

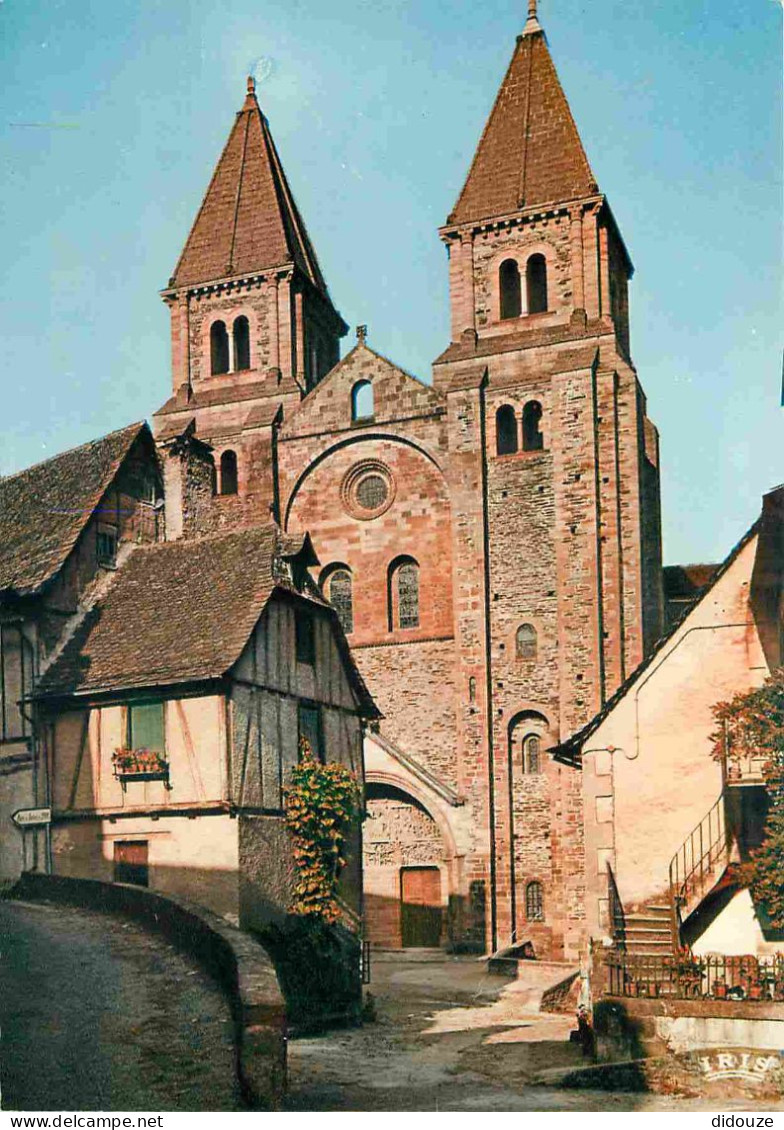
(624, 918), (672, 930)
(624, 943), (674, 956)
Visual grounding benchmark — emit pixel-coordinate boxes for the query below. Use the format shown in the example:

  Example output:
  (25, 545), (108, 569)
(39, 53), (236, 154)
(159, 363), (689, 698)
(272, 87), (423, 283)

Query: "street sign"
(12, 807), (51, 828)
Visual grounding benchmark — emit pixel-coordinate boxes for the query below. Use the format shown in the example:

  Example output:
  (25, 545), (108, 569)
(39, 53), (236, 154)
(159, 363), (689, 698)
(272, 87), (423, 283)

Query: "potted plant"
(748, 981), (763, 1001)
(112, 748), (170, 789)
(714, 980), (728, 999)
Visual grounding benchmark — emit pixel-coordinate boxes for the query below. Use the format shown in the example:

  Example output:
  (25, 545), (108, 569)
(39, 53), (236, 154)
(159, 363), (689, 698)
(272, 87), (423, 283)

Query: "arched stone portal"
(363, 783), (448, 949)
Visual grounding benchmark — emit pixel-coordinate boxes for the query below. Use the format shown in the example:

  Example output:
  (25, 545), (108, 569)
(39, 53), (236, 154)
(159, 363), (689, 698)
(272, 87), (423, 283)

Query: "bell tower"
(153, 77), (347, 515)
(442, 4), (632, 358)
(434, 2), (664, 954)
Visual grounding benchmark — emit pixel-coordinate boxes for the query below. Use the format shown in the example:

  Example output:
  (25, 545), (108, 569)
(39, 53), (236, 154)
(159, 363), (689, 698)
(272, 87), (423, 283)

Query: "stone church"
(150, 3), (664, 961)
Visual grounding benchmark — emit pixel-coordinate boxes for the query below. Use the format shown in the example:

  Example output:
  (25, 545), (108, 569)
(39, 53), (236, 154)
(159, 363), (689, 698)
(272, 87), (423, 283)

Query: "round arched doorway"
(363, 782), (446, 948)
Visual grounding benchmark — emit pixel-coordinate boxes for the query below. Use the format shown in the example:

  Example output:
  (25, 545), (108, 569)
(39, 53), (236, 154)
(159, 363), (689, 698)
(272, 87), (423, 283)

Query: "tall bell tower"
(434, 2), (664, 953)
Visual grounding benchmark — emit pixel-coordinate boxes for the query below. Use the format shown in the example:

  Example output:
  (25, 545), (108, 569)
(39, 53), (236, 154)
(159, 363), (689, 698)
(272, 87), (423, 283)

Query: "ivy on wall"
(710, 667), (784, 929)
(284, 737), (360, 924)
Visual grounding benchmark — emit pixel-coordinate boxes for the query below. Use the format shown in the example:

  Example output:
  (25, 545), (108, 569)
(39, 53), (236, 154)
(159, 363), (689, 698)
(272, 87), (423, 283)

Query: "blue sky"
(1, 0), (781, 564)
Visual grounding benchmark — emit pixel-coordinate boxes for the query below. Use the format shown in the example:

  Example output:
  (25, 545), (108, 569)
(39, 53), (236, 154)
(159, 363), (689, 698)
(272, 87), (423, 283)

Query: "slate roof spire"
(170, 77), (330, 293)
(448, 10), (598, 225)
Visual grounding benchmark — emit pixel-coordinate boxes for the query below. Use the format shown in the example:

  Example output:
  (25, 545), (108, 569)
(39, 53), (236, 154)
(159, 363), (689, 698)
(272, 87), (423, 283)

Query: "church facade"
(151, 7), (663, 960)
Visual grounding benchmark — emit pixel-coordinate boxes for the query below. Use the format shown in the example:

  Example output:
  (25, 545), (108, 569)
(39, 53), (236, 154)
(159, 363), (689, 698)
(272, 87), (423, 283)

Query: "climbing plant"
(283, 737), (360, 924)
(710, 667), (784, 928)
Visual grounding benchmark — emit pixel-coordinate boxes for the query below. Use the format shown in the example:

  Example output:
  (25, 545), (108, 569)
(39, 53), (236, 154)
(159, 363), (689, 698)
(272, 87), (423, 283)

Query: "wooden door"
(401, 866), (442, 947)
(114, 840), (149, 887)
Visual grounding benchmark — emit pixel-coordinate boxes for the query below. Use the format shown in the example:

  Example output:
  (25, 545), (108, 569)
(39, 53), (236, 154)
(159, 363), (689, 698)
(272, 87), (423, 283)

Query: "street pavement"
(0, 899), (243, 1112)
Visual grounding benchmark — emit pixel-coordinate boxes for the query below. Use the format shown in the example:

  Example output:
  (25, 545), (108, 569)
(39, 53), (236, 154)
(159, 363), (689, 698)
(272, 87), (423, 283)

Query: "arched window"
(516, 623), (537, 661)
(526, 880), (544, 921)
(220, 450), (238, 496)
(522, 734), (541, 775)
(468, 676), (477, 703)
(210, 320), (229, 375)
(233, 316), (250, 371)
(496, 405), (518, 455)
(499, 259), (522, 320)
(388, 557), (419, 630)
(526, 254), (548, 314)
(323, 566), (353, 635)
(522, 401), (544, 452)
(509, 710), (548, 779)
(351, 380), (374, 421)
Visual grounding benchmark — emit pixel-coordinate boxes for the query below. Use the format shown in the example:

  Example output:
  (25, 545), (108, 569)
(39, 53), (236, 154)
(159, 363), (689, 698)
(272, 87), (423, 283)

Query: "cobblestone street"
(0, 900), (243, 1112)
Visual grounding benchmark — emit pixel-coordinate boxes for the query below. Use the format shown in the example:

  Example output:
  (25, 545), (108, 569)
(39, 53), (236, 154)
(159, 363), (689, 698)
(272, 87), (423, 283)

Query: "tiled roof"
(449, 26), (597, 225)
(0, 423), (147, 598)
(170, 80), (330, 293)
(37, 524), (379, 718)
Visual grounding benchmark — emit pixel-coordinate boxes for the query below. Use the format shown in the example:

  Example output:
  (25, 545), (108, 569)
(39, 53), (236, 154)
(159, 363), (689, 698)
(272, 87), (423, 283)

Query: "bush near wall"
(258, 915), (361, 1034)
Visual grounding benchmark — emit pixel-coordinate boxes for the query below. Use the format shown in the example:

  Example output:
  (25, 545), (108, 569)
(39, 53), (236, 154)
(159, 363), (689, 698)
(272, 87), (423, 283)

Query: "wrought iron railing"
(606, 863), (626, 951)
(605, 951), (784, 1001)
(669, 794), (731, 943)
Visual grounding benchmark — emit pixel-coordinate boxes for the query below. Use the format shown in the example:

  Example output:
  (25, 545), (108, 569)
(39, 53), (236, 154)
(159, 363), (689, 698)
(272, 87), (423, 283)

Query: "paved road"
(0, 900), (243, 1112)
(287, 953), (784, 1112)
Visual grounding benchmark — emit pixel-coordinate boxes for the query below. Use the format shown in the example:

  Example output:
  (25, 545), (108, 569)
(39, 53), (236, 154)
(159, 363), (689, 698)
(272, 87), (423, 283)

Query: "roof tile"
(0, 423), (147, 597)
(450, 29), (597, 225)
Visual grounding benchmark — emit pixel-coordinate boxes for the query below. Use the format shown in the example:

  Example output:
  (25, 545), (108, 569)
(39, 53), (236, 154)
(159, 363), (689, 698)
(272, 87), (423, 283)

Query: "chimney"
(159, 421), (216, 540)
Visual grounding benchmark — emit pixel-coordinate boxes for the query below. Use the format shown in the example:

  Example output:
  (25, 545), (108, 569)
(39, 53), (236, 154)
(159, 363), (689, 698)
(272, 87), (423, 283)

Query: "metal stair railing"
(606, 862), (626, 952)
(668, 794), (732, 947)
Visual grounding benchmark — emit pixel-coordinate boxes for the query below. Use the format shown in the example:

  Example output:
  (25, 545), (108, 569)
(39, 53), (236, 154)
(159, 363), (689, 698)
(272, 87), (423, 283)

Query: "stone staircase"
(622, 904), (673, 957)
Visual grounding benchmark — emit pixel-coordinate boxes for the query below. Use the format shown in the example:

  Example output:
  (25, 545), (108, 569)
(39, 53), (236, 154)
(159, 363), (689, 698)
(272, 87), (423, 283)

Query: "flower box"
(112, 748), (171, 790)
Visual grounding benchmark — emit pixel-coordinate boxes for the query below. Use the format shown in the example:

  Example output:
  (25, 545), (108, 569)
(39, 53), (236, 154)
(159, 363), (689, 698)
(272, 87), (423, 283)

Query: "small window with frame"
(298, 701), (323, 762)
(295, 610), (316, 666)
(97, 524), (118, 567)
(127, 701), (165, 753)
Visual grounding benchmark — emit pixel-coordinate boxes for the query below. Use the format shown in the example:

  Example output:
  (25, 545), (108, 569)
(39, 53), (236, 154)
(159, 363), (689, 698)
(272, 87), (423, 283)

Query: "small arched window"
(352, 380), (374, 421)
(389, 557), (419, 630)
(499, 259), (522, 320)
(468, 676), (477, 703)
(522, 734), (541, 775)
(526, 254), (548, 315)
(220, 450), (238, 496)
(210, 320), (230, 375)
(516, 623), (537, 661)
(522, 401), (544, 452)
(324, 567), (353, 635)
(233, 316), (250, 371)
(496, 405), (518, 455)
(526, 880), (544, 921)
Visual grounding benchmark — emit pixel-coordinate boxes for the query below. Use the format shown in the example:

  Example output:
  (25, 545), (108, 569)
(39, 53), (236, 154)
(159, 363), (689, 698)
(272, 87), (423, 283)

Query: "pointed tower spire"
(170, 79), (333, 294)
(448, 17), (597, 224)
(523, 0), (542, 35)
(161, 78), (347, 398)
